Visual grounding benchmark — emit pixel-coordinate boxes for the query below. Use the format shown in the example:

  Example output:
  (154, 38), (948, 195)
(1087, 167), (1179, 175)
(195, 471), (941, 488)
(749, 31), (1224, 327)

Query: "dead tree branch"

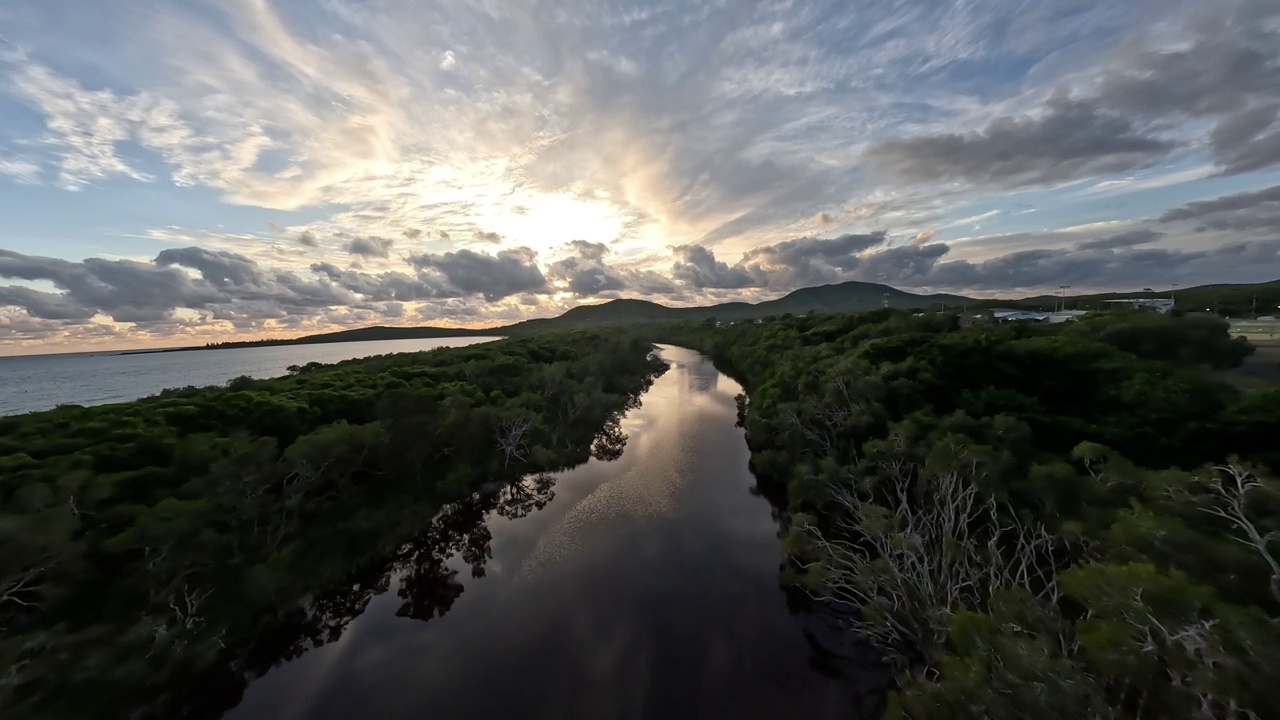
(1197, 465), (1280, 603)
(804, 466), (1058, 671)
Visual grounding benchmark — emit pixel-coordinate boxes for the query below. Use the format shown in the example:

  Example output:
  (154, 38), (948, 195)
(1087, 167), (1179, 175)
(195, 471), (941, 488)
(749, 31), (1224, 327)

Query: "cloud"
(0, 285), (94, 320)
(912, 230), (940, 246)
(671, 245), (756, 289)
(664, 224), (1280, 295)
(922, 241), (1280, 293)
(0, 157), (41, 184)
(1158, 184), (1280, 233)
(156, 247), (265, 288)
(1089, 0), (1280, 174)
(673, 232), (909, 290)
(739, 232), (889, 288)
(866, 97), (1174, 187)
(0, 247), (356, 325)
(346, 236), (394, 258)
(1075, 229), (1162, 251)
(309, 262), (450, 301)
(3, 0), (1280, 349)
(1209, 104), (1280, 175)
(545, 241), (678, 296)
(865, 1), (1280, 189)
(409, 247), (547, 301)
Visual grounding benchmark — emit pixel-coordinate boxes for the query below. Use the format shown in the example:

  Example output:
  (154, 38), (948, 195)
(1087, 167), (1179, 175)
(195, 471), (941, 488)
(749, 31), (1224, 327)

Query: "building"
(989, 309), (1050, 322)
(1046, 310), (1089, 324)
(1102, 298), (1175, 314)
(981, 308), (1090, 324)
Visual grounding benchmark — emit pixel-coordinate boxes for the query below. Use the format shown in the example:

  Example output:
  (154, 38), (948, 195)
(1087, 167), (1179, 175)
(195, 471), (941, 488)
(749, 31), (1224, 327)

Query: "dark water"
(222, 345), (860, 720)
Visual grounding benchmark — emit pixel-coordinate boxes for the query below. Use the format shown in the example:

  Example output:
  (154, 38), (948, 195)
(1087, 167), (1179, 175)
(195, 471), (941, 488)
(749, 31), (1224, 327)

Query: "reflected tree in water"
(591, 414), (628, 462)
(191, 470), (563, 719)
(496, 473), (558, 520)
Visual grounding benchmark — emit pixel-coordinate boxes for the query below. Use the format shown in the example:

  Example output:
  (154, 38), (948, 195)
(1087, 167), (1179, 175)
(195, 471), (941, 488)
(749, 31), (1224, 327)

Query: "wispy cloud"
(0, 0), (1278, 348)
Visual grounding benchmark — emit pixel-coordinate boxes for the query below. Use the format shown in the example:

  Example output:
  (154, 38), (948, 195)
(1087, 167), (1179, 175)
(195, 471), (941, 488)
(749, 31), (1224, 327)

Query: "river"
(220, 345), (863, 720)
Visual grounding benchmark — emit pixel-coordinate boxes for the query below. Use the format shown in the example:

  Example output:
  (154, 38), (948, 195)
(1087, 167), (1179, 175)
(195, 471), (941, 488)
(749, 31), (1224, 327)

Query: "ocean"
(0, 337), (501, 417)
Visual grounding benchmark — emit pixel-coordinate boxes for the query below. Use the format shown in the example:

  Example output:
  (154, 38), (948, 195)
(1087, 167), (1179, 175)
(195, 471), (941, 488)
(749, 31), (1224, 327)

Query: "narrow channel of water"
(222, 345), (861, 719)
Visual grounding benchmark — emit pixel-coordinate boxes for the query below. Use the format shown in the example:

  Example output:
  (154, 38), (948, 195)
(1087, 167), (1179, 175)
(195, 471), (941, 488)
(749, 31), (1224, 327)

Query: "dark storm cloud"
(1158, 184), (1280, 232)
(1075, 230), (1162, 251)
(865, 97), (1174, 187)
(296, 231), (319, 247)
(346, 235), (395, 258)
(409, 247), (547, 301)
(545, 241), (678, 296)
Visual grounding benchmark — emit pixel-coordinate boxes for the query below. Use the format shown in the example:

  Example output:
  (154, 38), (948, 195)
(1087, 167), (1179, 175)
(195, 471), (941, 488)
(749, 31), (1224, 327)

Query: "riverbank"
(0, 332), (665, 719)
(219, 346), (864, 720)
(649, 310), (1280, 719)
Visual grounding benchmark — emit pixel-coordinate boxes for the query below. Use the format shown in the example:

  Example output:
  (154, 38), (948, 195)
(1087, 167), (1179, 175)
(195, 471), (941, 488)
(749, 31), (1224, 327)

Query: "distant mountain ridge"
(138, 278), (1280, 353)
(502, 281), (969, 334)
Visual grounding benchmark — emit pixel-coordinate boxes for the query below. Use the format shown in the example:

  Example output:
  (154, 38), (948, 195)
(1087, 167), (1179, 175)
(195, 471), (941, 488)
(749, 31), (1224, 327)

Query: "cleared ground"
(1212, 338), (1280, 390)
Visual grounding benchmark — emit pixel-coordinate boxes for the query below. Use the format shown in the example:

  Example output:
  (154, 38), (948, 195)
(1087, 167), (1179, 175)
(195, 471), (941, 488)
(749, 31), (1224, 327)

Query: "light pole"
(1058, 285), (1071, 312)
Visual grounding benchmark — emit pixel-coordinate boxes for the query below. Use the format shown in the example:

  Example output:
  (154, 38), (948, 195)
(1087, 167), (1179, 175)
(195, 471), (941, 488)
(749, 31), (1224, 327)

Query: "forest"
(4, 307), (1279, 720)
(654, 310), (1280, 719)
(0, 332), (665, 719)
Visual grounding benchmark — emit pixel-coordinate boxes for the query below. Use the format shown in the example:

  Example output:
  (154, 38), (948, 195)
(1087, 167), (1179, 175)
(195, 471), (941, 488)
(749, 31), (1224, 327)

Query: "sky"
(1, 0), (1280, 353)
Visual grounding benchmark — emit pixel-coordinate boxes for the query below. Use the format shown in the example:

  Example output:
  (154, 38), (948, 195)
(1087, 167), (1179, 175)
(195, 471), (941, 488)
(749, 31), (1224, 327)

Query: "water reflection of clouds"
(224, 344), (853, 720)
(685, 360), (718, 393)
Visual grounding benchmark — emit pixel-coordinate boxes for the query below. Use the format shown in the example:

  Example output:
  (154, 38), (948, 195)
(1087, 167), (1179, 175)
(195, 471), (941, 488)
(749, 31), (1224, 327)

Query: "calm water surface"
(0, 337), (500, 416)
(223, 345), (860, 720)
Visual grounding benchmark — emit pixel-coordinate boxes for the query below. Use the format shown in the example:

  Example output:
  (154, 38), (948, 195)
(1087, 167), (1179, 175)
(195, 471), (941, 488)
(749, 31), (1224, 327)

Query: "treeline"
(0, 332), (665, 719)
(653, 310), (1280, 719)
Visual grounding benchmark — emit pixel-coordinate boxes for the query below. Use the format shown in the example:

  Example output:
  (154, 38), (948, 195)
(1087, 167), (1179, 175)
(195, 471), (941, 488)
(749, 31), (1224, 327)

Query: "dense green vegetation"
(0, 332), (665, 719)
(654, 310), (1280, 719)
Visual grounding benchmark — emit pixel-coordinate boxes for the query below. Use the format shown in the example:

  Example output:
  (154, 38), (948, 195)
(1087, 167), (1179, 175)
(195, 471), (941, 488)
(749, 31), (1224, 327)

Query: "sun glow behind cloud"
(0, 0), (1279, 352)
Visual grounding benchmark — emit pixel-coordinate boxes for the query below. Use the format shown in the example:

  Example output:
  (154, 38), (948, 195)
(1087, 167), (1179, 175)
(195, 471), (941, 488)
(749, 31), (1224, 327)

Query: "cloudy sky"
(2, 0), (1280, 352)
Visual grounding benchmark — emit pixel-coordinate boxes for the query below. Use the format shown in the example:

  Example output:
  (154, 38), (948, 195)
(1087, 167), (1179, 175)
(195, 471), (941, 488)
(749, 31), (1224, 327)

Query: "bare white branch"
(1196, 465), (1280, 602)
(495, 418), (533, 467)
(804, 464), (1058, 671)
(0, 565), (47, 611)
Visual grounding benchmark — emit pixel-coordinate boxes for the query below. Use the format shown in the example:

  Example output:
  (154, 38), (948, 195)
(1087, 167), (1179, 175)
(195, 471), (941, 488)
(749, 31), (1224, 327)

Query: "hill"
(996, 279), (1280, 315)
(752, 281), (969, 316)
(139, 278), (1280, 352)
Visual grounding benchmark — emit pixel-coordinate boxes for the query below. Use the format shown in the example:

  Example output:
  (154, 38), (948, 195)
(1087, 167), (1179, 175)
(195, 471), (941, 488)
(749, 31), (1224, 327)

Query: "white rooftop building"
(1102, 298), (1175, 313)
